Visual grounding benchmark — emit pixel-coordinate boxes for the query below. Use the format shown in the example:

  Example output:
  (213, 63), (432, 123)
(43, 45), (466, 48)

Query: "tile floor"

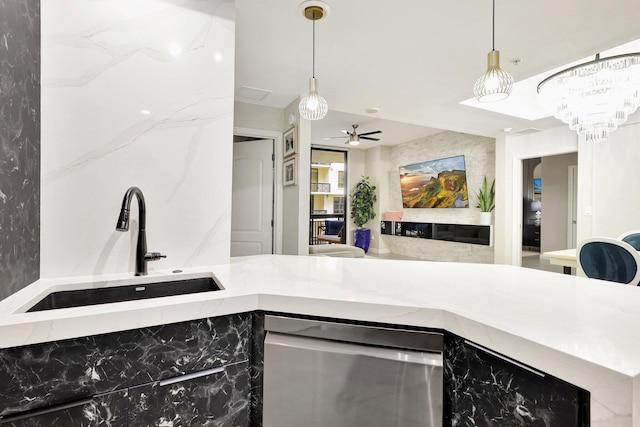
(521, 250), (570, 275)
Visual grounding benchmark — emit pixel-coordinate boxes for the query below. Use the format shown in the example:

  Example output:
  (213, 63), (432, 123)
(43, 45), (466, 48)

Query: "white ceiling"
(235, 0), (640, 148)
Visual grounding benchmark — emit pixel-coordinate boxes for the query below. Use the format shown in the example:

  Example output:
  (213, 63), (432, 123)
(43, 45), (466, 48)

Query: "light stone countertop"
(0, 254), (639, 426)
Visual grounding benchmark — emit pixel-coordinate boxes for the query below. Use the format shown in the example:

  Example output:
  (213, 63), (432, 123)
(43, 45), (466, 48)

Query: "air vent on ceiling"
(236, 85), (272, 101)
(512, 128), (542, 135)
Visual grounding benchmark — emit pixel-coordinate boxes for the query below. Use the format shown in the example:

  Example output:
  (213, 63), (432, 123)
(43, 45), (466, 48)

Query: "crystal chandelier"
(474, 0), (514, 102)
(299, 4), (328, 121)
(537, 53), (640, 143)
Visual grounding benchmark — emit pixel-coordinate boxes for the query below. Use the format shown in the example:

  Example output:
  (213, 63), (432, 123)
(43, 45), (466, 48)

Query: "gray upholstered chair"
(618, 230), (640, 251)
(577, 237), (640, 285)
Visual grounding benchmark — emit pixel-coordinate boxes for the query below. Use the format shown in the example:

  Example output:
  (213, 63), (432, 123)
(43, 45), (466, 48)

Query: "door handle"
(158, 360), (247, 387)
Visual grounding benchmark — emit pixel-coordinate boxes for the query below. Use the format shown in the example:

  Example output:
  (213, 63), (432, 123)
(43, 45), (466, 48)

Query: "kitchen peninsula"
(0, 255), (638, 426)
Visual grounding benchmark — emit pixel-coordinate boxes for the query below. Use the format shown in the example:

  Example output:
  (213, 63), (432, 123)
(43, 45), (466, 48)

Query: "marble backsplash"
(40, 0), (235, 278)
(0, 0), (41, 300)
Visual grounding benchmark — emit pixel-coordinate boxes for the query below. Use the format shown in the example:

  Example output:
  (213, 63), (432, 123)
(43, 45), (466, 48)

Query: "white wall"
(347, 149), (365, 246)
(234, 102), (284, 132)
(281, 99), (311, 255)
(364, 146), (391, 254)
(41, 0), (235, 277)
(583, 117), (640, 238)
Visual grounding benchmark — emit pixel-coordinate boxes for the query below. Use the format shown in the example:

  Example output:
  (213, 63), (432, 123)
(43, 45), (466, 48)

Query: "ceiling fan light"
(348, 134), (360, 146)
(299, 77), (328, 120)
(474, 50), (514, 102)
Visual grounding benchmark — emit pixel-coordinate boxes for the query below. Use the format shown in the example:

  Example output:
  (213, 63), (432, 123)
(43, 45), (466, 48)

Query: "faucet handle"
(145, 252), (167, 261)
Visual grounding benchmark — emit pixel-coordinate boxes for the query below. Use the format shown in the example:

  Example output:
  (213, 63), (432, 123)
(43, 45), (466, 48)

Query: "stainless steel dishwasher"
(263, 315), (444, 427)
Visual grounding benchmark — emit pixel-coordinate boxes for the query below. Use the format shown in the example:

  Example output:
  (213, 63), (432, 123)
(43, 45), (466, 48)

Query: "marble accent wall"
(384, 131), (495, 263)
(40, 0), (235, 278)
(0, 1), (41, 300)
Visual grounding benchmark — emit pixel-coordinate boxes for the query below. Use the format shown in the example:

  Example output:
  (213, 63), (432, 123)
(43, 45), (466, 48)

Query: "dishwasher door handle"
(265, 332), (443, 367)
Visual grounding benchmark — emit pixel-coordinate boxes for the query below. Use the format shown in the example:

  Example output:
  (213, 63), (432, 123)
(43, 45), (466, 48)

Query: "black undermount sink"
(27, 276), (222, 312)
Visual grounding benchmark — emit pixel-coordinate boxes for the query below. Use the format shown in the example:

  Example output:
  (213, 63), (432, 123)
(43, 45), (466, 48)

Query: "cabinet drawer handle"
(464, 340), (545, 377)
(0, 397), (94, 424)
(159, 360), (247, 387)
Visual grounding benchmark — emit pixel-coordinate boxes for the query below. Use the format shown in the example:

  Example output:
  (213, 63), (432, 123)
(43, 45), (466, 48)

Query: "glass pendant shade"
(537, 53), (640, 143)
(299, 77), (328, 120)
(474, 50), (514, 102)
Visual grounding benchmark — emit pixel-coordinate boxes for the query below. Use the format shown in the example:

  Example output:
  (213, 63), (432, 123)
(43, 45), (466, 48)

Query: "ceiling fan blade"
(358, 130), (382, 136)
(323, 136), (350, 140)
(360, 136), (380, 141)
(341, 130), (350, 135)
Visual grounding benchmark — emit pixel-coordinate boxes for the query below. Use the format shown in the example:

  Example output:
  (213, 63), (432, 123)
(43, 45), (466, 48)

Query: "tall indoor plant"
(350, 176), (377, 252)
(475, 176), (495, 225)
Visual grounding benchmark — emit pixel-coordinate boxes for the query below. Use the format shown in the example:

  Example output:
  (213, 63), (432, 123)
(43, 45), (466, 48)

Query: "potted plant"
(350, 176), (377, 252)
(475, 176), (495, 225)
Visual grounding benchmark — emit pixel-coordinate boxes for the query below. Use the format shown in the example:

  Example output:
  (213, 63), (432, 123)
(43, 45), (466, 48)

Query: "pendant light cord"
(312, 10), (316, 78)
(492, 0), (495, 51)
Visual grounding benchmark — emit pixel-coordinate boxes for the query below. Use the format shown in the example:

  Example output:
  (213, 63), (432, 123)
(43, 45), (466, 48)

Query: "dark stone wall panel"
(0, 0), (41, 300)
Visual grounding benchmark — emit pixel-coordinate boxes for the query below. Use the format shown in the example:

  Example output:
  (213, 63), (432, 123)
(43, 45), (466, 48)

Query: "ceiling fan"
(324, 124), (382, 146)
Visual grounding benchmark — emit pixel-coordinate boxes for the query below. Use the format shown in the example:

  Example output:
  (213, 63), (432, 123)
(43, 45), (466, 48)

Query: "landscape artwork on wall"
(399, 155), (469, 208)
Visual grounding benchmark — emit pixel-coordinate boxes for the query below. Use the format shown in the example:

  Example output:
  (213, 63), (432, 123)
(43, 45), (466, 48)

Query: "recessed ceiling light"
(365, 107), (380, 114)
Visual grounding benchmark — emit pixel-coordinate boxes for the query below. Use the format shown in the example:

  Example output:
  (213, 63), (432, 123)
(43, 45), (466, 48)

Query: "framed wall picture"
(283, 157), (297, 186)
(283, 126), (297, 158)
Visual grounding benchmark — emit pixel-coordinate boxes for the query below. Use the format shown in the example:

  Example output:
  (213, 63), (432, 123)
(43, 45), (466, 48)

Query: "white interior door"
(231, 139), (274, 257)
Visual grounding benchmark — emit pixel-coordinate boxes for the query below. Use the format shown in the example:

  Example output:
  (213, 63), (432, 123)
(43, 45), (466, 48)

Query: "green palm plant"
(350, 176), (377, 228)
(475, 177), (495, 212)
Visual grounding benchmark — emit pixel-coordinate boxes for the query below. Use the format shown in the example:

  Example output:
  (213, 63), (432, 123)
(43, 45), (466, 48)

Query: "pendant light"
(299, 4), (328, 120)
(474, 0), (514, 102)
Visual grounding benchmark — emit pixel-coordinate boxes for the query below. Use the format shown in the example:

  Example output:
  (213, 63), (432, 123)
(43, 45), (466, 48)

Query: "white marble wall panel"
(41, 0), (235, 278)
(387, 131), (495, 262)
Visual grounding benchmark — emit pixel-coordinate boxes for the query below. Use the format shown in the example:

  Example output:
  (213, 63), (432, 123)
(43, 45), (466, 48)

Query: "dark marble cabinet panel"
(2, 390), (127, 427)
(0, 313), (251, 420)
(128, 361), (250, 427)
(249, 312), (265, 427)
(444, 334), (589, 427)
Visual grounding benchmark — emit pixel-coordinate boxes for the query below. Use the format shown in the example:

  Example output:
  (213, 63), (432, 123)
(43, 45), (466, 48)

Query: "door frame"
(234, 126), (283, 254)
(567, 165), (578, 249)
(309, 146), (348, 246)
